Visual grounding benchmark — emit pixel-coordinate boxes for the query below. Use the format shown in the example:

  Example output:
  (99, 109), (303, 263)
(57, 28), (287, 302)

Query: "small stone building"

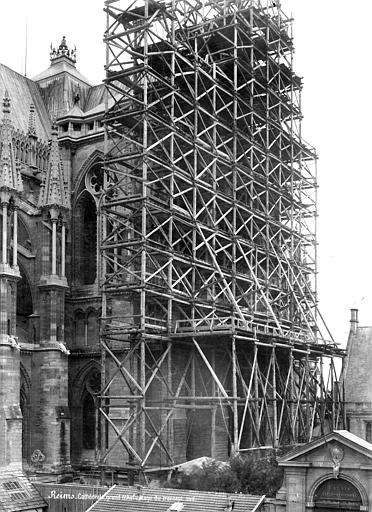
(276, 430), (372, 512)
(343, 309), (372, 441)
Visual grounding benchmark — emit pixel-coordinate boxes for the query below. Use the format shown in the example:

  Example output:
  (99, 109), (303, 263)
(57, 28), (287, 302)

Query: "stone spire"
(28, 103), (37, 138)
(38, 123), (70, 212)
(50, 36), (76, 64)
(0, 92), (23, 198)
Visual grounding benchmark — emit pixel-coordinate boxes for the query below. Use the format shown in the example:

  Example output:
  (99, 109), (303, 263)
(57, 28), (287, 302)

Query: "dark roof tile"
(0, 468), (47, 511)
(0, 64), (51, 141)
(88, 485), (265, 512)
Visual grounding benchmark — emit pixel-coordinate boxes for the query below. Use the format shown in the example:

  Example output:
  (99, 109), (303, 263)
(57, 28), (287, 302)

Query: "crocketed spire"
(38, 123), (70, 211)
(0, 92), (23, 196)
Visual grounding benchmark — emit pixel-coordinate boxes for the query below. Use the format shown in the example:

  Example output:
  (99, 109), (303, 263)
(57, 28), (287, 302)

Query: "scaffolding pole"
(99, 0), (345, 471)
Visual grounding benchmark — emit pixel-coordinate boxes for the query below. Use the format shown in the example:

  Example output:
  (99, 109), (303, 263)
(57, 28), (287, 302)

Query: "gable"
(279, 431), (372, 467)
(297, 441), (372, 467)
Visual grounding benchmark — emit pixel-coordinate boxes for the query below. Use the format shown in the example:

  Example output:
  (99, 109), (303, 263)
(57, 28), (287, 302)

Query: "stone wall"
(277, 431), (372, 512)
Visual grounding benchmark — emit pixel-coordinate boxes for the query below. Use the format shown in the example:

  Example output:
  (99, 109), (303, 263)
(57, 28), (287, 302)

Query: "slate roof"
(63, 104), (85, 118)
(0, 64), (51, 141)
(334, 430), (372, 454)
(32, 58), (92, 86)
(0, 59), (106, 135)
(87, 485), (265, 512)
(84, 85), (106, 112)
(343, 326), (372, 404)
(0, 467), (47, 512)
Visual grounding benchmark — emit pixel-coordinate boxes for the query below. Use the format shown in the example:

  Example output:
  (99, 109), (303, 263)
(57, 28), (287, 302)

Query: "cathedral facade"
(0, 37), (104, 475)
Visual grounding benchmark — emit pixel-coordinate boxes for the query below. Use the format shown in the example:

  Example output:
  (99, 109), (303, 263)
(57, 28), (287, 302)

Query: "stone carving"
(30, 449), (45, 464)
(330, 444), (344, 478)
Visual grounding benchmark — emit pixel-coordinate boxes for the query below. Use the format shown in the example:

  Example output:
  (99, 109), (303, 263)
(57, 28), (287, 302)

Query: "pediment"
(279, 430), (372, 467)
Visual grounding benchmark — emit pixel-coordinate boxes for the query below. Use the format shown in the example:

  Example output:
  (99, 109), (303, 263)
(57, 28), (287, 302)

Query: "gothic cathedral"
(0, 37), (104, 476)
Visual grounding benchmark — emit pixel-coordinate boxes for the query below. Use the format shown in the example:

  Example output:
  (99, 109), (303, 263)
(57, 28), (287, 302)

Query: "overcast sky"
(0, 0), (370, 346)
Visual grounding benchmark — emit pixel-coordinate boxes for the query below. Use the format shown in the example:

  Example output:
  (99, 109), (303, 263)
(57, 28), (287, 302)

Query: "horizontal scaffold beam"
(98, 0), (345, 471)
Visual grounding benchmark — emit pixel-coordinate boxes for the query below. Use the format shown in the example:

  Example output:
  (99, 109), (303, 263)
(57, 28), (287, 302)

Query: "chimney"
(350, 308), (359, 335)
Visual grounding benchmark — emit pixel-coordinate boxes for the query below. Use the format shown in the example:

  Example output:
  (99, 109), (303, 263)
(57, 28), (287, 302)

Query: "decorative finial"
(28, 103), (37, 137)
(50, 36), (76, 64)
(59, 36), (68, 50)
(3, 91), (10, 114)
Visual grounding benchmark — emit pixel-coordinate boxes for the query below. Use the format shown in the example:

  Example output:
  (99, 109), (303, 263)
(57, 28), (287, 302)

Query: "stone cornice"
(0, 263), (21, 280)
(38, 275), (69, 289)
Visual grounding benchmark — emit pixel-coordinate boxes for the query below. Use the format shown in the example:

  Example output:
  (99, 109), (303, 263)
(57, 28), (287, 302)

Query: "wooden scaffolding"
(98, 0), (345, 471)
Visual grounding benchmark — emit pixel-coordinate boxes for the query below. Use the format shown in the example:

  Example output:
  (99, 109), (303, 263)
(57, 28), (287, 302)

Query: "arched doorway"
(314, 478), (362, 511)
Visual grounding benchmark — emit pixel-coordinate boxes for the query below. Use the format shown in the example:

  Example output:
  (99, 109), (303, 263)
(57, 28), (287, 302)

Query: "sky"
(0, 0), (370, 347)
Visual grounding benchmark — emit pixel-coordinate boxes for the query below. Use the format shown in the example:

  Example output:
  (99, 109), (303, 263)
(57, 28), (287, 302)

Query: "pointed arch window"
(73, 160), (104, 286)
(82, 393), (95, 449)
(74, 311), (86, 346)
(75, 192), (97, 285)
(82, 369), (101, 450)
(16, 265), (33, 343)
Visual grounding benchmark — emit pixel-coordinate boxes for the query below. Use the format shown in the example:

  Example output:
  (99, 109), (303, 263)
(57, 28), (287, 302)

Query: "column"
(52, 218), (57, 275)
(61, 221), (66, 278)
(367, 470), (372, 512)
(2, 202), (7, 264)
(0, 199), (22, 467)
(12, 207), (17, 267)
(34, 210), (71, 474)
(286, 467), (307, 512)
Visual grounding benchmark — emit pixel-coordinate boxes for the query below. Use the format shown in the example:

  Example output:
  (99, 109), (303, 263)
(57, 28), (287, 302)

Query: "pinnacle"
(38, 122), (70, 212)
(50, 36), (77, 64)
(0, 93), (23, 197)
